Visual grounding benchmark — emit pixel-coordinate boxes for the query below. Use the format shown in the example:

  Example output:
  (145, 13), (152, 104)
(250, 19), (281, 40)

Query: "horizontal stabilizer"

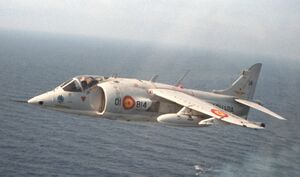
(235, 99), (286, 120)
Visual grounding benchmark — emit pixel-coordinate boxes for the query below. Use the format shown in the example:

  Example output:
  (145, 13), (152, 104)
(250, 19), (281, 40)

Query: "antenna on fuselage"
(175, 70), (190, 87)
(111, 73), (118, 78)
(150, 75), (159, 82)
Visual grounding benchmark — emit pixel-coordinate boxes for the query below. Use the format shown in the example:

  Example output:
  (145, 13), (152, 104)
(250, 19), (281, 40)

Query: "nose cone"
(27, 97), (44, 105)
(28, 92), (53, 106)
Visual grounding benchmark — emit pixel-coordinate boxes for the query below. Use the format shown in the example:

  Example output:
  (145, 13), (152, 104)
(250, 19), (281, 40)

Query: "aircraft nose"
(27, 91), (53, 106)
(27, 97), (44, 105)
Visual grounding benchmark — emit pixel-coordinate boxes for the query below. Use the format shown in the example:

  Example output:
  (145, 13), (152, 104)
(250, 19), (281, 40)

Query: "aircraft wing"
(235, 99), (286, 120)
(151, 89), (264, 129)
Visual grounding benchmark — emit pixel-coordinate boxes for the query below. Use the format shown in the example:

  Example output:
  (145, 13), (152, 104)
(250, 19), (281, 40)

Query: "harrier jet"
(28, 63), (286, 129)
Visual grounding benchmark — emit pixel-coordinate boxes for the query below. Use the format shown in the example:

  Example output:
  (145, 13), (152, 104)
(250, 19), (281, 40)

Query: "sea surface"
(0, 30), (299, 177)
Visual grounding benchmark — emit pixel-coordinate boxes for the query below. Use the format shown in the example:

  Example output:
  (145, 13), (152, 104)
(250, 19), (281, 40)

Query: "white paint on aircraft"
(27, 64), (286, 129)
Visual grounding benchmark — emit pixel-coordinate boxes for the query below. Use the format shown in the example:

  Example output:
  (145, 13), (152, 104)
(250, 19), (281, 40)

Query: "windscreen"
(62, 80), (82, 92)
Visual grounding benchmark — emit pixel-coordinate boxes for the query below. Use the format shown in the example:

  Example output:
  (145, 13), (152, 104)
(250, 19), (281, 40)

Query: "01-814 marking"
(115, 98), (147, 109)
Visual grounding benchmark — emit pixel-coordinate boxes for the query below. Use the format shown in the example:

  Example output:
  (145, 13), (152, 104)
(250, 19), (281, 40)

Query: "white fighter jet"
(28, 63), (286, 129)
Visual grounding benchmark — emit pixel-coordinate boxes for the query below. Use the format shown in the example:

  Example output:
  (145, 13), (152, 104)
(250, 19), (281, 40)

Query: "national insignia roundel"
(57, 95), (64, 103)
(211, 109), (228, 118)
(122, 96), (135, 110)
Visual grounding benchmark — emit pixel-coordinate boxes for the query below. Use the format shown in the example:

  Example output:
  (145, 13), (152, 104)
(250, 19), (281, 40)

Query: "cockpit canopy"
(60, 76), (105, 92)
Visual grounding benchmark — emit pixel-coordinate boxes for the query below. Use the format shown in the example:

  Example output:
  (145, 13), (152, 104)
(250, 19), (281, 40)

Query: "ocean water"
(0, 30), (299, 177)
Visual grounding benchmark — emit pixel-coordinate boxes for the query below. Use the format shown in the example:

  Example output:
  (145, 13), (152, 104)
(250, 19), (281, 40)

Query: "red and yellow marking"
(211, 109), (228, 118)
(122, 96), (135, 110)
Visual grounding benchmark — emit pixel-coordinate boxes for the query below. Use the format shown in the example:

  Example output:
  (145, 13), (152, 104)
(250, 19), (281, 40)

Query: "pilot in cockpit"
(80, 77), (88, 90)
(80, 77), (98, 91)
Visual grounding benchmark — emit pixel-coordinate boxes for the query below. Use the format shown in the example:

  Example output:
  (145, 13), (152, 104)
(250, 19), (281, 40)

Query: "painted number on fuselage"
(115, 97), (121, 106)
(114, 97), (148, 110)
(136, 101), (147, 109)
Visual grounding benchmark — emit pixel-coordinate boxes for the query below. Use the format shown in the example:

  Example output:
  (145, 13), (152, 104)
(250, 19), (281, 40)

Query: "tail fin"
(213, 63), (262, 100)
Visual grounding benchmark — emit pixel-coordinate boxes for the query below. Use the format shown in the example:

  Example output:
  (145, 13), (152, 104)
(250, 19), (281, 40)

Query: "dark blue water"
(0, 30), (299, 177)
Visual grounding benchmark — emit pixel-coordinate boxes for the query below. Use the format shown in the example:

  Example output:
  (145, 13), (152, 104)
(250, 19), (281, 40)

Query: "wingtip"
(274, 114), (287, 120)
(278, 117), (287, 121)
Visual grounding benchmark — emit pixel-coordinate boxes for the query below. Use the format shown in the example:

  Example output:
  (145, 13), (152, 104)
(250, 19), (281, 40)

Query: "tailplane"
(213, 63), (262, 100)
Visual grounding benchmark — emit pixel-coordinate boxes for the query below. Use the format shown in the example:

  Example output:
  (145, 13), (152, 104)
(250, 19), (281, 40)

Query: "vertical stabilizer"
(213, 63), (262, 100)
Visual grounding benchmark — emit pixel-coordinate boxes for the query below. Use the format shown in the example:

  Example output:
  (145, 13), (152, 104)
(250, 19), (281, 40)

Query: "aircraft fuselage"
(28, 76), (248, 122)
